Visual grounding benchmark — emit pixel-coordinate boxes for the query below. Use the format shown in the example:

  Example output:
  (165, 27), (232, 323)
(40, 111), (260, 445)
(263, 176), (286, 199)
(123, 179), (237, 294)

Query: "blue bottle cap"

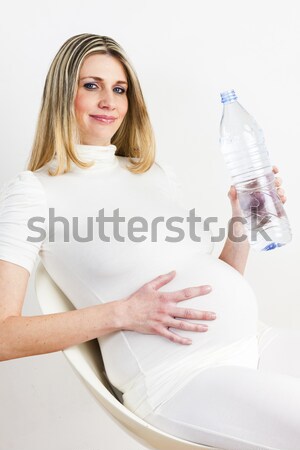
(220, 90), (237, 104)
(262, 242), (280, 251)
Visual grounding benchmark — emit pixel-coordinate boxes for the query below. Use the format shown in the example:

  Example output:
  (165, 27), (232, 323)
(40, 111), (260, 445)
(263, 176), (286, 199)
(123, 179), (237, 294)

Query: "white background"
(0, 1), (299, 449)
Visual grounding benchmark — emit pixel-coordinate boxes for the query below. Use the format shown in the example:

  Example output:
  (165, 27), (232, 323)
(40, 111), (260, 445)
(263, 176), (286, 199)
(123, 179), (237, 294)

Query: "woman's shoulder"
(117, 154), (182, 194)
(1, 169), (43, 187)
(154, 158), (185, 206)
(0, 170), (47, 209)
(154, 158), (178, 179)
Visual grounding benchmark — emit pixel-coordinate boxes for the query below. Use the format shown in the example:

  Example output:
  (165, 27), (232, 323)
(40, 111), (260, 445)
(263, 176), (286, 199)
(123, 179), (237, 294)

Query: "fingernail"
(209, 313), (216, 319)
(203, 285), (212, 292)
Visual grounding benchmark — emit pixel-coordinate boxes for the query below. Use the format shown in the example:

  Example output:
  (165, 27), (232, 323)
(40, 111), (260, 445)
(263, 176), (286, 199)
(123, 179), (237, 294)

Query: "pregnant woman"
(1, 33), (299, 450)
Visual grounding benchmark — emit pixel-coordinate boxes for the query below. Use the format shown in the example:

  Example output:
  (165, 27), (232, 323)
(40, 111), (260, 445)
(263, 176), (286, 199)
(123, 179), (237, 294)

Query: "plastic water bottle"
(219, 89), (292, 251)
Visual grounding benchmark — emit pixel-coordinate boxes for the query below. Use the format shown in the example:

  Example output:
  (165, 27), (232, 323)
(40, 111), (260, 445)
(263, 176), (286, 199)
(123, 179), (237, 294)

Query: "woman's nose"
(98, 89), (116, 110)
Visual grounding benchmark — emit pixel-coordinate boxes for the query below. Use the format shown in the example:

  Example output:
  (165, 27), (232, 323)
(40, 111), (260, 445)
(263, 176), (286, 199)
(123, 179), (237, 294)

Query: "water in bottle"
(219, 89), (292, 251)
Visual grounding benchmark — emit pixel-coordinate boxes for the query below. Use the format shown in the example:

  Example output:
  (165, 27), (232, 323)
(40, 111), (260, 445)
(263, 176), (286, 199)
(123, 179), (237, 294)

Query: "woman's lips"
(90, 115), (116, 124)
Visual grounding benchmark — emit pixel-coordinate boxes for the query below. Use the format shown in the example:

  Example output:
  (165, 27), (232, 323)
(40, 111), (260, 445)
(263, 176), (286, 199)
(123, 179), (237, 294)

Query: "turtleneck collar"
(47, 143), (120, 174)
(74, 143), (118, 169)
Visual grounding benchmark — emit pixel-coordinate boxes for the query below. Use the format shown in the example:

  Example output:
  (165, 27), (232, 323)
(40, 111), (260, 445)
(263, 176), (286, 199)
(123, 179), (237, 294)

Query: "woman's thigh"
(258, 326), (300, 377)
(144, 364), (300, 450)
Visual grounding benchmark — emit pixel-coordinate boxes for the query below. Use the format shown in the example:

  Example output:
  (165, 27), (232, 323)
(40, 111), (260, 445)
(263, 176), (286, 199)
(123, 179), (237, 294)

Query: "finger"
(165, 285), (212, 302)
(277, 189), (286, 204)
(272, 165), (279, 174)
(168, 318), (210, 332)
(274, 176), (282, 187)
(150, 270), (176, 290)
(228, 185), (236, 194)
(280, 195), (287, 204)
(228, 185), (237, 201)
(170, 308), (217, 320)
(160, 328), (193, 345)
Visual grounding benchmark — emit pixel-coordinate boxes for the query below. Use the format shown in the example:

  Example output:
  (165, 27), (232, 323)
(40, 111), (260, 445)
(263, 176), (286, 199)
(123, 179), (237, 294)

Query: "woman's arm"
(0, 261), (216, 361)
(0, 260), (124, 361)
(218, 166), (286, 275)
(218, 203), (250, 276)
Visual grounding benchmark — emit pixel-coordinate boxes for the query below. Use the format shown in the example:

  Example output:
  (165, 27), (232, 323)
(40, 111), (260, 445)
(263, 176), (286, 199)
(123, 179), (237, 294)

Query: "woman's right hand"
(118, 270), (216, 345)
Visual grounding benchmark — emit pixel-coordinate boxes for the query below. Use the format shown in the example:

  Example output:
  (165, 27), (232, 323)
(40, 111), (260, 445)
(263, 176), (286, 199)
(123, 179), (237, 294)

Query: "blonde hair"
(27, 33), (156, 175)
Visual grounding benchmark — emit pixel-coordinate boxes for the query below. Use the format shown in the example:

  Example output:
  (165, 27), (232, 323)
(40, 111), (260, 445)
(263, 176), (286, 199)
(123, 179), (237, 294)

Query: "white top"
(0, 144), (259, 418)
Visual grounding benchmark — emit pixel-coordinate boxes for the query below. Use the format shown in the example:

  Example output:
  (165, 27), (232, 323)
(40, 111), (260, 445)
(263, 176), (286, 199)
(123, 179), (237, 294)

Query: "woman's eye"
(114, 86), (126, 94)
(83, 83), (126, 94)
(84, 82), (97, 90)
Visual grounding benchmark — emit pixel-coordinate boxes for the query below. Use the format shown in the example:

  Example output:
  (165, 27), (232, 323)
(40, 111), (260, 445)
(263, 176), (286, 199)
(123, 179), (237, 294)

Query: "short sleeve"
(0, 170), (47, 274)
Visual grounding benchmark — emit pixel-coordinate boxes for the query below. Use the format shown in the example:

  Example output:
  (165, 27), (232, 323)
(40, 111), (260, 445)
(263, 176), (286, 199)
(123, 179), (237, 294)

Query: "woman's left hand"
(228, 165), (287, 216)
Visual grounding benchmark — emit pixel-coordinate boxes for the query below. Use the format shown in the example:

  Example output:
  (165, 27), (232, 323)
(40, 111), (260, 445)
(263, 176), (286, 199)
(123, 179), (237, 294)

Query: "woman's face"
(74, 53), (129, 146)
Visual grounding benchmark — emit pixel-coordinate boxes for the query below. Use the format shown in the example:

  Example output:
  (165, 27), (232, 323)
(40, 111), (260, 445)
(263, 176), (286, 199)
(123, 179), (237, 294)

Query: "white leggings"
(143, 326), (300, 450)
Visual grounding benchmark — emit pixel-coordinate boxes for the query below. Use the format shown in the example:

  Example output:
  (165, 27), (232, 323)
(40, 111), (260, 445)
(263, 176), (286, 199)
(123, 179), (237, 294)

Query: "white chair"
(35, 261), (269, 450)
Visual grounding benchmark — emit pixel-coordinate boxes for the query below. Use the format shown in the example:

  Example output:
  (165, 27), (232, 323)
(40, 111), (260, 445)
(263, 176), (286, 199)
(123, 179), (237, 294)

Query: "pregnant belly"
(99, 252), (259, 390)
(165, 253), (258, 340)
